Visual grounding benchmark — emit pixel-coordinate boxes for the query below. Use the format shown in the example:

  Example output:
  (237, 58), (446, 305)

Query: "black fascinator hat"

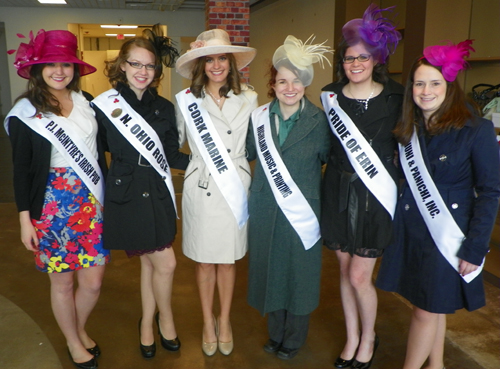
(142, 24), (180, 69)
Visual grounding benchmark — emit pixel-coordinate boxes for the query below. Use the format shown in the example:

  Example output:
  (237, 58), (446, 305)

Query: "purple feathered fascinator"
(423, 40), (475, 82)
(342, 4), (401, 64)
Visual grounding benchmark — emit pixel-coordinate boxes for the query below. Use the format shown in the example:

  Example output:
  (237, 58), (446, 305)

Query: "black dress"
(321, 79), (404, 257)
(93, 83), (189, 251)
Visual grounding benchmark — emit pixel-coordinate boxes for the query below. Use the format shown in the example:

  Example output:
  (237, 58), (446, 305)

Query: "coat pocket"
(106, 161), (134, 204)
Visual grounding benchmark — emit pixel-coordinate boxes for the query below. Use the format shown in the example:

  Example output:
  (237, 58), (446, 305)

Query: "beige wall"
(0, 6), (204, 107)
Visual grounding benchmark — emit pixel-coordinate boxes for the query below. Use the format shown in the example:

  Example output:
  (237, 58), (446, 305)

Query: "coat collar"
(202, 86), (247, 126)
(277, 97), (323, 152)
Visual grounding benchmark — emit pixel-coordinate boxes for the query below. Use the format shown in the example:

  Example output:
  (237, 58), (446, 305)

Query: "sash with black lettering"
(251, 103), (320, 250)
(4, 98), (104, 205)
(321, 91), (397, 218)
(400, 130), (483, 283)
(176, 88), (248, 228)
(92, 89), (177, 215)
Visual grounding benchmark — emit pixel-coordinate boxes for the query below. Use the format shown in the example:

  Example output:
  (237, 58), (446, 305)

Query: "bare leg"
(403, 307), (441, 369)
(196, 263), (217, 343)
(349, 255), (378, 362)
(216, 263), (236, 343)
(49, 272), (94, 364)
(424, 314), (446, 369)
(141, 247), (178, 342)
(139, 254), (155, 345)
(74, 265), (106, 348)
(336, 251), (360, 360)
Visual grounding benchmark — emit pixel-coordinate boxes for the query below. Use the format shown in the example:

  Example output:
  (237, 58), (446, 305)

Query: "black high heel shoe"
(86, 343), (101, 358)
(352, 335), (379, 369)
(67, 348), (98, 369)
(155, 311), (181, 351)
(334, 341), (359, 368)
(138, 318), (156, 359)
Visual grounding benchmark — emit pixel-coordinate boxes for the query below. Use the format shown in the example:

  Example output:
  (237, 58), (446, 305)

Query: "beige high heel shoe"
(202, 315), (217, 356)
(217, 317), (233, 356)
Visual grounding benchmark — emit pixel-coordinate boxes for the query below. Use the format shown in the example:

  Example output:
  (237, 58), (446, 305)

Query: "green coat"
(246, 97), (331, 315)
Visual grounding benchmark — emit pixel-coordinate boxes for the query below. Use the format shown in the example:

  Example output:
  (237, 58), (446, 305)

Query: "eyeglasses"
(125, 60), (157, 71)
(343, 54), (371, 64)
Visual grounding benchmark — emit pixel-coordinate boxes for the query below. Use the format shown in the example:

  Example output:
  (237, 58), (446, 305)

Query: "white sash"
(321, 91), (397, 218)
(92, 89), (177, 216)
(251, 103), (321, 250)
(4, 98), (104, 205)
(399, 130), (483, 283)
(176, 88), (248, 229)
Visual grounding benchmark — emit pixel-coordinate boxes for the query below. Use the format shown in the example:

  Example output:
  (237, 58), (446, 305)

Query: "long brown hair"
(394, 58), (472, 145)
(189, 53), (241, 98)
(105, 37), (163, 89)
(16, 63), (81, 116)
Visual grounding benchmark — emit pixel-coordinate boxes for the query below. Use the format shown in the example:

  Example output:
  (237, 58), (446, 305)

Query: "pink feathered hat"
(422, 40), (475, 82)
(8, 29), (96, 79)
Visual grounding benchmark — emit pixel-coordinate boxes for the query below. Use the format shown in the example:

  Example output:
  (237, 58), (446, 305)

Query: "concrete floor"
(0, 128), (499, 368)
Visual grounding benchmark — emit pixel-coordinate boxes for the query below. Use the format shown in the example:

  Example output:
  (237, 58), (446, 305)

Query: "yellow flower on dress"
(78, 253), (94, 268)
(48, 256), (70, 273)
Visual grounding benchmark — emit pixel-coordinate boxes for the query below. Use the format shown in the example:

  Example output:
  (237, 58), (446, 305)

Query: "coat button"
(115, 179), (122, 185)
(227, 149), (231, 153)
(451, 203), (459, 209)
(155, 110), (160, 115)
(207, 192), (211, 196)
(404, 204), (410, 210)
(142, 192), (150, 198)
(162, 176), (166, 180)
(439, 154), (447, 162)
(227, 130), (232, 134)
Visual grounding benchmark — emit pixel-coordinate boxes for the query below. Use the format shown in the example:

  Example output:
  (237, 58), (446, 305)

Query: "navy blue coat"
(377, 116), (500, 313)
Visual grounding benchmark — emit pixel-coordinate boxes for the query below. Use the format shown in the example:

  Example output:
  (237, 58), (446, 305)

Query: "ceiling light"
(101, 25), (138, 29)
(38, 0), (67, 3)
(105, 34), (136, 37)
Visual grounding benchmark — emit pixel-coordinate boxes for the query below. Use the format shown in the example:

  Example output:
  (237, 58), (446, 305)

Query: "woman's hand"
(458, 259), (479, 276)
(19, 211), (39, 252)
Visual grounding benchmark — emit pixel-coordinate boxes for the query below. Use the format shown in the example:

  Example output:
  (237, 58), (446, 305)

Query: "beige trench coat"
(176, 85), (258, 263)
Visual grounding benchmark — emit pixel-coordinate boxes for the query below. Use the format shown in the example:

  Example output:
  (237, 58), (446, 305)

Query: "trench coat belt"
(111, 153), (152, 167)
(191, 151), (247, 186)
(339, 170), (359, 213)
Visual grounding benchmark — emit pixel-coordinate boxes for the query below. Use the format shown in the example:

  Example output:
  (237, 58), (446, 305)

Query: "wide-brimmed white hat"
(175, 29), (256, 79)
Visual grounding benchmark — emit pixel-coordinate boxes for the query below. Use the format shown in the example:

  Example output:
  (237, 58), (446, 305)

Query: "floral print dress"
(32, 167), (110, 273)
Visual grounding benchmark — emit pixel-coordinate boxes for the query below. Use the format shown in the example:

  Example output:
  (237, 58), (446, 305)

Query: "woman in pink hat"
(377, 40), (500, 369)
(175, 28), (257, 356)
(5, 29), (108, 369)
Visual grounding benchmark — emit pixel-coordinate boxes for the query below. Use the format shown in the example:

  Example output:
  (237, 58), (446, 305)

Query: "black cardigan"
(8, 91), (108, 220)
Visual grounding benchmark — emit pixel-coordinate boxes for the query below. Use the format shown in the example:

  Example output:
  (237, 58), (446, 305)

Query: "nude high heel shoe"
(202, 315), (217, 356)
(217, 317), (233, 356)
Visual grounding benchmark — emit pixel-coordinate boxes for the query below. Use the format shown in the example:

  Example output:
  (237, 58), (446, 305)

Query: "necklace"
(349, 84), (375, 111)
(206, 89), (224, 107)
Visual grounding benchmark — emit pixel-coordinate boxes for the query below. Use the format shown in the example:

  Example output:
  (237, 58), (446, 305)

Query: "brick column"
(206, 0), (251, 82)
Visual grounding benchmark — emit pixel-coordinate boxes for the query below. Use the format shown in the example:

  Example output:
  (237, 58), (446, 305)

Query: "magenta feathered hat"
(8, 29), (96, 79)
(342, 4), (401, 64)
(423, 39), (474, 82)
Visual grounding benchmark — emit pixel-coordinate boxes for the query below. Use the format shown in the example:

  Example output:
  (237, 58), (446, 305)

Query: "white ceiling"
(0, 0), (206, 12)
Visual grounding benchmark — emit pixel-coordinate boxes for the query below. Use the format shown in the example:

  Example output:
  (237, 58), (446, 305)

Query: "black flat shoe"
(334, 356), (354, 368)
(263, 339), (281, 353)
(86, 343), (101, 358)
(352, 335), (379, 369)
(68, 349), (98, 369)
(139, 318), (156, 359)
(277, 346), (299, 360)
(155, 311), (181, 351)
